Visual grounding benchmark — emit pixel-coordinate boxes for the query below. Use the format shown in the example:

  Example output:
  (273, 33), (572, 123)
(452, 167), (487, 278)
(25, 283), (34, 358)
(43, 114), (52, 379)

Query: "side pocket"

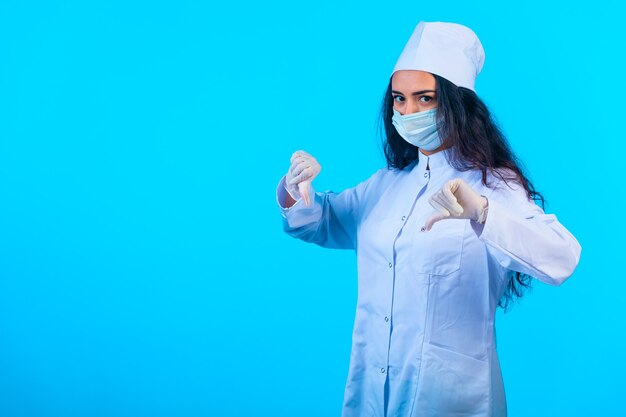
(427, 269), (489, 360)
(412, 344), (489, 416)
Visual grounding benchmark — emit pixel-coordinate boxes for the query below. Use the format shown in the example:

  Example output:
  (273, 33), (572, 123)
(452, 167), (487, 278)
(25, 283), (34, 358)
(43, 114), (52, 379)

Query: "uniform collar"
(414, 146), (455, 171)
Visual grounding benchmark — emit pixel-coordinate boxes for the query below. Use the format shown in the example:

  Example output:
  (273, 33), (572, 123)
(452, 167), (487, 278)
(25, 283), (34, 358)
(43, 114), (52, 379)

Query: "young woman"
(276, 21), (581, 417)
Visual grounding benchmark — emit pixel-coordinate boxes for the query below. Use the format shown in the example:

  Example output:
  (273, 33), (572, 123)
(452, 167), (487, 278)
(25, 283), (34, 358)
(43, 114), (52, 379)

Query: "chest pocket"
(411, 217), (467, 276)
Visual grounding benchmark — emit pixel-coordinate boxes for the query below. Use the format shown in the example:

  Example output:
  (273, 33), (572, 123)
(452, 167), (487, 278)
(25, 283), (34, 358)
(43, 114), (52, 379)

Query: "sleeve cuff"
(276, 176), (290, 208)
(275, 176), (315, 217)
(470, 197), (498, 240)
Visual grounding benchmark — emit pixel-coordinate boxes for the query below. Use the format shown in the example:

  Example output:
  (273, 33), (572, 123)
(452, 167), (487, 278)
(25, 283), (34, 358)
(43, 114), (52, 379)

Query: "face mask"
(392, 108), (443, 151)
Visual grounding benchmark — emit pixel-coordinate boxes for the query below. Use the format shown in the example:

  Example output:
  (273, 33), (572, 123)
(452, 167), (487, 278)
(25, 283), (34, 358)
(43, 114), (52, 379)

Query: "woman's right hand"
(285, 150), (321, 207)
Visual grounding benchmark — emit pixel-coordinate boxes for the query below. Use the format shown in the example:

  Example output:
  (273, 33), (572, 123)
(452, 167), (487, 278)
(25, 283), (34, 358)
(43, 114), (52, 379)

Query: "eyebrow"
(391, 89), (436, 95)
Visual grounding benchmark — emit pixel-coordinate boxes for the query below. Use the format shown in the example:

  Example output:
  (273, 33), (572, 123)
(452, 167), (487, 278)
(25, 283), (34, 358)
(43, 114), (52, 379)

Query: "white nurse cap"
(392, 21), (485, 92)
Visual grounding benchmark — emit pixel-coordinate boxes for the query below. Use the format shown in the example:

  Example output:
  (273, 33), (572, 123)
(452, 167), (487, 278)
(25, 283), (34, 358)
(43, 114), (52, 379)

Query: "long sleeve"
(471, 180), (582, 286)
(276, 170), (383, 250)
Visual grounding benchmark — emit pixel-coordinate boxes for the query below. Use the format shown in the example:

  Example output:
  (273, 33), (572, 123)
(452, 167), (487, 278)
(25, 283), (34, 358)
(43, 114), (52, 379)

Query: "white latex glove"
(285, 150), (321, 207)
(424, 178), (488, 231)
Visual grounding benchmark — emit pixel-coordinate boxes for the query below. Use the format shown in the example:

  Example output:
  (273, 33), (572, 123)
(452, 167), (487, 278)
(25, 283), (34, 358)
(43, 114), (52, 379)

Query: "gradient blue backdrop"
(1, 1), (623, 416)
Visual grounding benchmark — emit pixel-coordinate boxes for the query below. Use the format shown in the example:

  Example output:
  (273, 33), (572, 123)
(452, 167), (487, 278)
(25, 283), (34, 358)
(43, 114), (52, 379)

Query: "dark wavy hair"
(378, 74), (546, 311)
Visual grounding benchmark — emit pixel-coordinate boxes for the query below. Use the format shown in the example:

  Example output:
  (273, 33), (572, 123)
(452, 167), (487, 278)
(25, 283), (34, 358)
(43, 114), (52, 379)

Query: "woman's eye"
(419, 96), (434, 103)
(393, 95), (405, 103)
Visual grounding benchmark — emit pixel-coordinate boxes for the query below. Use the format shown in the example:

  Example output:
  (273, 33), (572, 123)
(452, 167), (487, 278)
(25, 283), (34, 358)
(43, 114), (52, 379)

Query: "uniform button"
(388, 262), (392, 268)
(424, 172), (428, 178)
(381, 368), (386, 374)
(384, 316), (389, 322)
(401, 216), (406, 221)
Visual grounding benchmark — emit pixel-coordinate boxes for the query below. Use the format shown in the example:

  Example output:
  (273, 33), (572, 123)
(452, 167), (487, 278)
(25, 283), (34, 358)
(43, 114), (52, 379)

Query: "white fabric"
(276, 148), (581, 416)
(393, 21), (486, 91)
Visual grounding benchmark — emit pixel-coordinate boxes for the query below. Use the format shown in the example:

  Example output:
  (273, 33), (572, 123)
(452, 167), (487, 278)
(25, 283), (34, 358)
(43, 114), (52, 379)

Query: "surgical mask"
(392, 108), (443, 151)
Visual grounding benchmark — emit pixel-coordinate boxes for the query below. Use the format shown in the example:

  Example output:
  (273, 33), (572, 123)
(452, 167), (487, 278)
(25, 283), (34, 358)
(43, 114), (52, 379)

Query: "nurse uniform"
(276, 21), (581, 417)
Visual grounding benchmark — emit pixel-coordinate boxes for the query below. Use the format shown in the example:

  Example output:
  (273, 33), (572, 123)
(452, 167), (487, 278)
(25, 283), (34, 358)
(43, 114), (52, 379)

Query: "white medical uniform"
(276, 147), (581, 417)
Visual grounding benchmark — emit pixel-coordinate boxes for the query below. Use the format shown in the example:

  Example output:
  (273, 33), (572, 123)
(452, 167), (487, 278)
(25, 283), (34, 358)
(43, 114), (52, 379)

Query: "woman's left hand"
(423, 178), (488, 231)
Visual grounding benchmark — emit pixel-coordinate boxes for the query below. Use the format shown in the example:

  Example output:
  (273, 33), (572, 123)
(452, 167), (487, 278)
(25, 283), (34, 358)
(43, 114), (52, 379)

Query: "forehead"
(391, 70), (436, 91)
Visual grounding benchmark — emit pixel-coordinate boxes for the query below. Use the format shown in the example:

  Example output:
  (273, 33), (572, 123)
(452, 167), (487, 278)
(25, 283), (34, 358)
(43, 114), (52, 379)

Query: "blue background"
(0, 0), (623, 416)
